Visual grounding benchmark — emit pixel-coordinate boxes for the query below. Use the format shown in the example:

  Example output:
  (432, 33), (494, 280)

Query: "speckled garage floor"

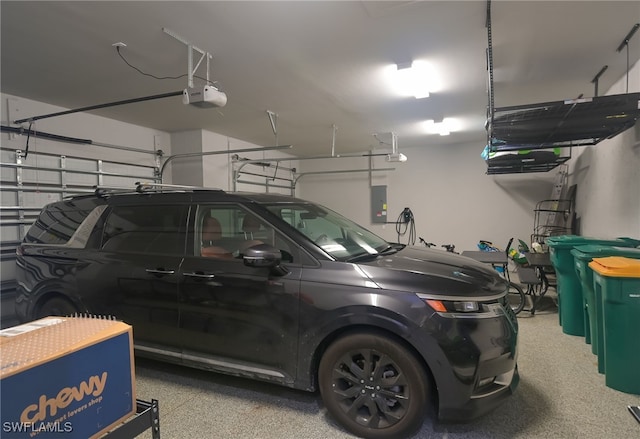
(134, 296), (640, 439)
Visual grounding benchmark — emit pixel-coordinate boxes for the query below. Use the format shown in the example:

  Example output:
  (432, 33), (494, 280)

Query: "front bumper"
(439, 363), (519, 421)
(416, 302), (519, 421)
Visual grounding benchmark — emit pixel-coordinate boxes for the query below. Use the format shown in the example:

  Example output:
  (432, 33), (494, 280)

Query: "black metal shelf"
(487, 92), (640, 151)
(103, 399), (160, 439)
(531, 199), (574, 251)
(485, 149), (571, 175)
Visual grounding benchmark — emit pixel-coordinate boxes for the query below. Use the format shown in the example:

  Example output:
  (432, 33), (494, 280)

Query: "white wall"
(297, 66), (640, 251)
(566, 60), (640, 239)
(170, 129), (299, 192)
(298, 143), (556, 252)
(169, 130), (205, 186)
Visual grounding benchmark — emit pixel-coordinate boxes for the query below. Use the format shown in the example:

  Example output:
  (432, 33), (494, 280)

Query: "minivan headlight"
(452, 301), (480, 312)
(423, 298), (479, 313)
(417, 293), (503, 318)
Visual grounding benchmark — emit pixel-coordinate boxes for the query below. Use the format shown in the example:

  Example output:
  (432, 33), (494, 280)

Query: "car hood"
(357, 246), (508, 299)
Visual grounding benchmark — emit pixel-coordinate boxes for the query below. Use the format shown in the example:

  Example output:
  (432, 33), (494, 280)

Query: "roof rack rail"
(135, 181), (223, 193)
(93, 185), (140, 198)
(73, 183), (224, 199)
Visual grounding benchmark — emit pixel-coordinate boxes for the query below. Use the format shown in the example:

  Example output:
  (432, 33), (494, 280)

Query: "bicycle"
(418, 237), (458, 253)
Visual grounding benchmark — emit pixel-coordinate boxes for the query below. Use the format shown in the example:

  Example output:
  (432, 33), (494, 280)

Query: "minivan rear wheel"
(318, 333), (429, 439)
(37, 296), (77, 318)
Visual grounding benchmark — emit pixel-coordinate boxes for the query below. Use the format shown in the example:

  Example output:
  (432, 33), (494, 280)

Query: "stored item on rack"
(0, 316), (136, 439)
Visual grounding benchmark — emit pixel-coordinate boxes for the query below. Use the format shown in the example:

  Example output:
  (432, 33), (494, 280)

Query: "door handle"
(145, 268), (176, 275)
(183, 272), (216, 279)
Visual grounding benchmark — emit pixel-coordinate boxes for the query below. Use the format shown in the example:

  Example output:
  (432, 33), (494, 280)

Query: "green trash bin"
(571, 245), (640, 366)
(547, 235), (640, 337)
(589, 256), (640, 394)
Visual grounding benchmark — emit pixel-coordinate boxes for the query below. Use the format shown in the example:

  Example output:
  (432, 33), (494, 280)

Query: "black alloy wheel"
(319, 333), (429, 439)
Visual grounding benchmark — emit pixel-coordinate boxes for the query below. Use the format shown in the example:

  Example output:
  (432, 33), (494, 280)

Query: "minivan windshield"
(263, 203), (394, 261)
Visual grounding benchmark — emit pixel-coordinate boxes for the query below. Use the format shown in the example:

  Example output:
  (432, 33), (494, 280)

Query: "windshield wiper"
(379, 245), (398, 255)
(346, 245), (397, 263)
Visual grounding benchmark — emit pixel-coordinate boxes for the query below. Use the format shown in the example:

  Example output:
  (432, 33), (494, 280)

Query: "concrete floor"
(132, 295), (640, 439)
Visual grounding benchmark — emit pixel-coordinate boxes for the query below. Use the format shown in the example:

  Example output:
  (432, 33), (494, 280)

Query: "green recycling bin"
(571, 245), (640, 366)
(547, 235), (640, 337)
(589, 256), (640, 394)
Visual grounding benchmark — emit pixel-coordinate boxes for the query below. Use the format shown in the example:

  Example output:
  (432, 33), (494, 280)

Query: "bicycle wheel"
(506, 281), (526, 315)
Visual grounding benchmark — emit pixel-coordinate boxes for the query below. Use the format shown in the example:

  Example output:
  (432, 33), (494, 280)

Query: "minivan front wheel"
(318, 333), (429, 439)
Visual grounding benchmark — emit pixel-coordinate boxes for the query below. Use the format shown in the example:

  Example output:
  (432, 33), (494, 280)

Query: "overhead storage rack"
(483, 1), (640, 174)
(484, 92), (640, 174)
(484, 148), (572, 175)
(488, 92), (640, 151)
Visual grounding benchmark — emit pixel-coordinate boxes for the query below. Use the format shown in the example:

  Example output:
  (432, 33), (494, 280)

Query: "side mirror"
(243, 243), (282, 268)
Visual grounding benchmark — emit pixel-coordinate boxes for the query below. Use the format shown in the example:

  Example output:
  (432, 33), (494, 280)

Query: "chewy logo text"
(20, 372), (108, 423)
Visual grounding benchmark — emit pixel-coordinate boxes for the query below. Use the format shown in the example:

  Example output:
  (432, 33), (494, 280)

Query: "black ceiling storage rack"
(483, 1), (640, 174)
(488, 92), (640, 149)
(484, 148), (572, 175)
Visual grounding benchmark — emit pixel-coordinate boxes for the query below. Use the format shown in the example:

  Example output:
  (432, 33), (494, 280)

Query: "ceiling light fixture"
(392, 60), (435, 99)
(424, 118), (460, 136)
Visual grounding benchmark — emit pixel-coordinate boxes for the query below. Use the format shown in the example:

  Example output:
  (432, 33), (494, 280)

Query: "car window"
(101, 205), (188, 255)
(264, 203), (390, 261)
(24, 206), (95, 245)
(196, 205), (295, 262)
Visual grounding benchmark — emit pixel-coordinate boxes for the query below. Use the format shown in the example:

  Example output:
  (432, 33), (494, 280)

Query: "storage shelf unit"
(532, 199), (574, 250)
(104, 399), (160, 439)
(484, 93), (640, 174)
(485, 149), (571, 175)
(488, 92), (640, 151)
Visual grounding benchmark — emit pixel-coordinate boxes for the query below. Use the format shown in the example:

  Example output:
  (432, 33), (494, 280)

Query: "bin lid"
(570, 245), (640, 261)
(547, 235), (640, 249)
(588, 256), (640, 278)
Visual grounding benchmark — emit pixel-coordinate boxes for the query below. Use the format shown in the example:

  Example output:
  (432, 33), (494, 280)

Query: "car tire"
(37, 296), (78, 318)
(318, 332), (429, 439)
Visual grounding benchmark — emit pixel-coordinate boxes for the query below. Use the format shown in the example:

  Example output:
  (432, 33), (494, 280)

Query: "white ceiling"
(2, 1), (639, 156)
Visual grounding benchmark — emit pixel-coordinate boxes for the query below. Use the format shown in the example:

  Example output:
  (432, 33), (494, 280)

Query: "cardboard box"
(1, 316), (136, 438)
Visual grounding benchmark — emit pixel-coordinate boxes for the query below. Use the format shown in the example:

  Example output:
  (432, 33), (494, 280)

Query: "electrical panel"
(371, 185), (387, 223)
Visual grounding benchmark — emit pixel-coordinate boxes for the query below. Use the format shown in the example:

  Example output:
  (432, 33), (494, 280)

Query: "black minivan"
(15, 185), (518, 439)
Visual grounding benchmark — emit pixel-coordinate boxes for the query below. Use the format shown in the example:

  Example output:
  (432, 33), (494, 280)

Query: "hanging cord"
(116, 46), (215, 85)
(395, 207), (416, 245)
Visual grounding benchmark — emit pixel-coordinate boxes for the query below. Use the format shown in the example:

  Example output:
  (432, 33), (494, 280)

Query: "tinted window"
(101, 205), (188, 255)
(24, 207), (93, 244)
(264, 203), (390, 261)
(197, 205), (296, 262)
